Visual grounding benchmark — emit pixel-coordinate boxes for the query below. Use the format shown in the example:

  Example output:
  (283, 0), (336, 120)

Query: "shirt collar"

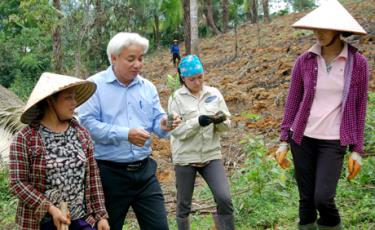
(338, 43), (348, 59)
(309, 42), (348, 60)
(105, 66), (143, 87)
(308, 43), (322, 56)
(105, 66), (117, 83)
(179, 85), (210, 97)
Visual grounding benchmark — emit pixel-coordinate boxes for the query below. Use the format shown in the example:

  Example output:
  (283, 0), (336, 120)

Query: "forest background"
(0, 0), (374, 229)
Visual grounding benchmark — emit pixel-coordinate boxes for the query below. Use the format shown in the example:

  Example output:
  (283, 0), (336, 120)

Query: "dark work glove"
(199, 115), (213, 127)
(198, 111), (227, 127)
(211, 111), (226, 124)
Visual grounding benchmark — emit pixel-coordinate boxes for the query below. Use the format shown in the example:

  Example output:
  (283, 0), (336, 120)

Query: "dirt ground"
(142, 0), (375, 217)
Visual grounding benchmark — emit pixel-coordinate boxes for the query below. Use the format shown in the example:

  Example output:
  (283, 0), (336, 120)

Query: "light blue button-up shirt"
(77, 66), (169, 163)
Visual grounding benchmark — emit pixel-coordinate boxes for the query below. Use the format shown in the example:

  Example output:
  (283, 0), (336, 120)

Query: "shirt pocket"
(28, 145), (45, 180)
(134, 100), (154, 128)
(29, 145), (44, 161)
(203, 96), (219, 115)
(181, 106), (198, 121)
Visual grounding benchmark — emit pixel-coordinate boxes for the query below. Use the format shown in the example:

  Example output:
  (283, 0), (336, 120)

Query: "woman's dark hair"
(342, 32), (353, 37)
(177, 67), (185, 86)
(32, 99), (48, 124)
(31, 92), (60, 124)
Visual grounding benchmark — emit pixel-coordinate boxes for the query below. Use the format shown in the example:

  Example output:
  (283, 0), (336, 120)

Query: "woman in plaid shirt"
(9, 73), (109, 230)
(274, 1), (369, 230)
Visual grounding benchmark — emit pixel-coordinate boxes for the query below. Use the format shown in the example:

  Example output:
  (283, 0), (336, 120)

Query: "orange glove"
(347, 152), (362, 180)
(274, 142), (290, 169)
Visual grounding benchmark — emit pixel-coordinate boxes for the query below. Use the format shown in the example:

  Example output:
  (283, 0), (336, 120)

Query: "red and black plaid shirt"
(9, 119), (108, 230)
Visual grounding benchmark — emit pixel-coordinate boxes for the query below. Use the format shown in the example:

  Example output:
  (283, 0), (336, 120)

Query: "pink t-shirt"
(304, 43), (348, 140)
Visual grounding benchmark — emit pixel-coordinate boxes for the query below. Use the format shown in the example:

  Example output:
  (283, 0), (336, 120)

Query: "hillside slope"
(141, 0), (375, 215)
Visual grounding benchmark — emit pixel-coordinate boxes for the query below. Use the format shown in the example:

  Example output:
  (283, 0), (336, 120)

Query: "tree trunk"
(52, 0), (63, 73)
(251, 0), (258, 23)
(153, 14), (160, 49)
(183, 0), (191, 55)
(246, 0), (252, 21)
(74, 2), (93, 77)
(190, 0), (199, 55)
(204, 0), (220, 35)
(262, 0), (270, 23)
(221, 0), (229, 33)
(91, 0), (107, 68)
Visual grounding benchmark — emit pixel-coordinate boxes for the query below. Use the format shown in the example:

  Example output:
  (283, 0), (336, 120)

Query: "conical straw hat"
(292, 0), (367, 35)
(20, 72), (96, 124)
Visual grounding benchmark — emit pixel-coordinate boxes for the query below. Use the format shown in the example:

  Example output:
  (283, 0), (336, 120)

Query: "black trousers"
(172, 53), (181, 66)
(97, 158), (169, 230)
(290, 135), (346, 227)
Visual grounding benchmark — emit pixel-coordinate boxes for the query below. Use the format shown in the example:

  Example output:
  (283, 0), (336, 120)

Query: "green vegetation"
(166, 92), (375, 229)
(0, 169), (17, 227)
(0, 0), (373, 228)
(365, 93), (375, 154)
(2, 93), (374, 228)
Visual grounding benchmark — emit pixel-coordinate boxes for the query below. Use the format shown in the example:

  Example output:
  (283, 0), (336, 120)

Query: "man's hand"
(97, 218), (110, 230)
(48, 205), (70, 230)
(161, 113), (182, 131)
(128, 128), (150, 147)
(274, 142), (290, 169)
(347, 152), (362, 180)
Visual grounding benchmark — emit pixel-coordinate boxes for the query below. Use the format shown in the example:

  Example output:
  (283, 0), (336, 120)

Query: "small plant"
(166, 73), (181, 128)
(240, 112), (261, 122)
(364, 92), (375, 155)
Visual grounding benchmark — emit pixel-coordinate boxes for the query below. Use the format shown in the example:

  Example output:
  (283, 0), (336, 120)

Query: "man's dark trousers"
(97, 157), (169, 230)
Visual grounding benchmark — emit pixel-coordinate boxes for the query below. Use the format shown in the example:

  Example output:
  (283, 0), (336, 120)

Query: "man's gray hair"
(107, 32), (149, 65)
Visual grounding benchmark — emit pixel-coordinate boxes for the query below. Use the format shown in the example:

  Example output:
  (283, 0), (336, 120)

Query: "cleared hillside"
(141, 0), (375, 215)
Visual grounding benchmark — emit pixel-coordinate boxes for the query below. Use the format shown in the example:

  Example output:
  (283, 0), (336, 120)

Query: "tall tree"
(245, 0), (258, 23)
(246, 0), (252, 21)
(52, 0), (63, 73)
(190, 0), (199, 55)
(203, 0), (221, 35)
(141, 0), (164, 49)
(162, 0), (183, 43)
(289, 0), (315, 12)
(87, 0), (108, 71)
(221, 0), (229, 33)
(153, 14), (161, 49)
(63, 0), (94, 77)
(183, 0), (191, 54)
(262, 0), (270, 23)
(251, 0), (258, 23)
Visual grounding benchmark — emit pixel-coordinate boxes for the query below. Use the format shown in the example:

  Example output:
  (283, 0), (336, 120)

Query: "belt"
(97, 158), (149, 171)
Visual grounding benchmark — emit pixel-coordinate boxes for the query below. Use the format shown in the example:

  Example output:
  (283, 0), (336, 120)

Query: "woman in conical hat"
(274, 1), (369, 229)
(9, 73), (110, 230)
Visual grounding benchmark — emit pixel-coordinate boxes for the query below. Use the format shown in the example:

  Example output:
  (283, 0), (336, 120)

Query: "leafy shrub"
(0, 169), (17, 226)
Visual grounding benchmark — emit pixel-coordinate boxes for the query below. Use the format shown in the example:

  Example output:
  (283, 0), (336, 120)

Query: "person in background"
(168, 55), (235, 230)
(77, 32), (181, 230)
(9, 72), (109, 230)
(275, 1), (369, 229)
(170, 39), (181, 67)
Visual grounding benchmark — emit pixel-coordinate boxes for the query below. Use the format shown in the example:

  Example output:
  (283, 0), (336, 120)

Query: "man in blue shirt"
(77, 32), (181, 230)
(170, 39), (181, 67)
